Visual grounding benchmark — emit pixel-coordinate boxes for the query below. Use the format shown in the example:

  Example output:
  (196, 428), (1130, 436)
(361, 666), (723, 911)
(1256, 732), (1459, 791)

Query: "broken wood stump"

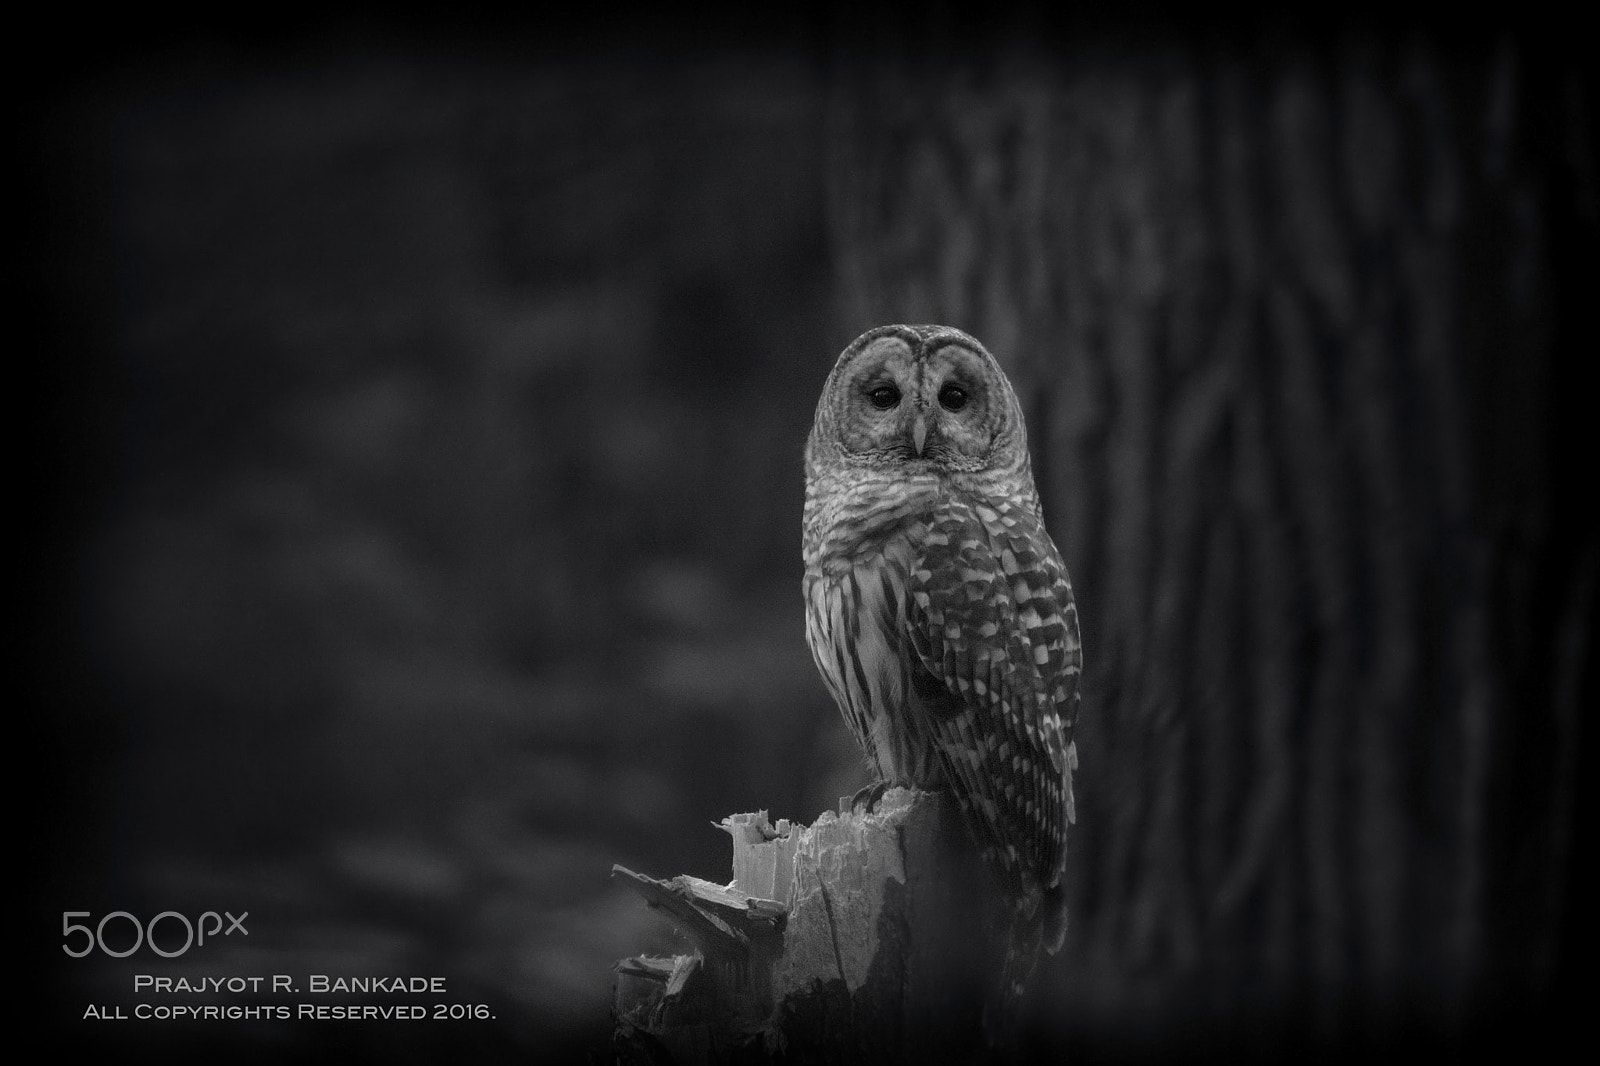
(610, 788), (1008, 1064)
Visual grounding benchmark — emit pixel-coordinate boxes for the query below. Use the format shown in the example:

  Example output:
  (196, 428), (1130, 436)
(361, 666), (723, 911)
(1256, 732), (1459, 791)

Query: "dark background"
(24, 6), (1592, 1064)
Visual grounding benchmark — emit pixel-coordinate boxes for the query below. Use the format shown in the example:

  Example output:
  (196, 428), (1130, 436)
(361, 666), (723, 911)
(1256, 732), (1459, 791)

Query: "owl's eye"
(868, 384), (901, 410)
(938, 383), (969, 411)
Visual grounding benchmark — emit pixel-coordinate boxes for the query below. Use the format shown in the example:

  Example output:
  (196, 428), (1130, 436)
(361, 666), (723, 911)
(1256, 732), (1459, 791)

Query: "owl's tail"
(982, 881), (1066, 1050)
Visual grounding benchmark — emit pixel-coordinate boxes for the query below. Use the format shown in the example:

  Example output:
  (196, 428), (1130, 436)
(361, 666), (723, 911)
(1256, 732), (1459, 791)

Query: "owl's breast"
(803, 469), (942, 576)
(803, 520), (947, 788)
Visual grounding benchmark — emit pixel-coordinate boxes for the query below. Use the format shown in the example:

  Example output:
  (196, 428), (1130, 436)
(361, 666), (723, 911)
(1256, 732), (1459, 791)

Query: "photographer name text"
(82, 975), (495, 1022)
(134, 974), (447, 994)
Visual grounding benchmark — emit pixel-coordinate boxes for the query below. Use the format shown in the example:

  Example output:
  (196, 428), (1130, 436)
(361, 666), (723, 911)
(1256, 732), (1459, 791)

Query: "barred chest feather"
(802, 471), (1036, 791)
(804, 521), (948, 789)
(804, 468), (1080, 843)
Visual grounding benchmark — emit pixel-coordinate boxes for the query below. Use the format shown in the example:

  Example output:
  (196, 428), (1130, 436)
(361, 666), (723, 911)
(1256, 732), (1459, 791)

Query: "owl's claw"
(849, 781), (891, 814)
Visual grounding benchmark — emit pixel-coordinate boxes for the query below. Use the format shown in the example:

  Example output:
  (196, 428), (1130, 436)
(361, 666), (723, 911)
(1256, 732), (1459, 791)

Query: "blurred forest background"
(25, 6), (1593, 1064)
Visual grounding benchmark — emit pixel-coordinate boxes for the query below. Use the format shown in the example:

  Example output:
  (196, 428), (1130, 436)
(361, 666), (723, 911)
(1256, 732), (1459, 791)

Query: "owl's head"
(806, 324), (1028, 479)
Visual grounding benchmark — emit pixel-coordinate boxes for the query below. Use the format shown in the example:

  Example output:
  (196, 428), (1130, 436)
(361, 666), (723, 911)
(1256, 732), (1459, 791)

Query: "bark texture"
(825, 21), (1594, 1056)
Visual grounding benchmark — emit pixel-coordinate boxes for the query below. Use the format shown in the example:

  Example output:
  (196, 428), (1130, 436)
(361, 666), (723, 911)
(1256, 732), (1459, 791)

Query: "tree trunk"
(612, 790), (1006, 1064)
(824, 20), (1594, 1057)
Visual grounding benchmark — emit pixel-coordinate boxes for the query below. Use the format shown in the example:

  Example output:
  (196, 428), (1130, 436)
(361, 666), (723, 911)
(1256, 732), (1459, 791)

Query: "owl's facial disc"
(837, 336), (999, 470)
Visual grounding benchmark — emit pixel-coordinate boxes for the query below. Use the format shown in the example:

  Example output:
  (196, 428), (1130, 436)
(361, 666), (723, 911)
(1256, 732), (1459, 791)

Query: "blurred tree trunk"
(824, 20), (1593, 1055)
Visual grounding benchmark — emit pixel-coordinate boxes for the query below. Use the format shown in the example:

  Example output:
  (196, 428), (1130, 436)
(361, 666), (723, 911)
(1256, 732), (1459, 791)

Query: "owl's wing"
(903, 494), (1081, 899)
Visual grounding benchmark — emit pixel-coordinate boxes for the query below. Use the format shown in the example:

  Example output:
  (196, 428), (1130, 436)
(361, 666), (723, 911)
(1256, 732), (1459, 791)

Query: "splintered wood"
(610, 788), (1004, 1064)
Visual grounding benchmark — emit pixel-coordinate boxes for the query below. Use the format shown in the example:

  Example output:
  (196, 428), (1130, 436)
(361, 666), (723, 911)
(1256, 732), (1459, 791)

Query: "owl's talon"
(850, 781), (891, 813)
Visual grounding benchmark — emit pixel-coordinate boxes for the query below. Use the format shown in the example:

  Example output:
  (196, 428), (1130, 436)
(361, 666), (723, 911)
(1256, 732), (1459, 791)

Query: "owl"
(802, 323), (1081, 1012)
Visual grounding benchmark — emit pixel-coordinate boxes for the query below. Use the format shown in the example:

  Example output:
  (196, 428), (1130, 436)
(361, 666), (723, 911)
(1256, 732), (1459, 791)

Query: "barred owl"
(802, 323), (1081, 1012)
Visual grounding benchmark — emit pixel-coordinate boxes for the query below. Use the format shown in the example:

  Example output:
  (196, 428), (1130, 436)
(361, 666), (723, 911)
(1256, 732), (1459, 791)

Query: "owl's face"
(809, 324), (1025, 477)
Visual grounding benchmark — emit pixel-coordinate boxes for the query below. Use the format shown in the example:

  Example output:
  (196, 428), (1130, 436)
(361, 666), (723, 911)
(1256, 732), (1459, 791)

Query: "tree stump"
(611, 788), (1009, 1064)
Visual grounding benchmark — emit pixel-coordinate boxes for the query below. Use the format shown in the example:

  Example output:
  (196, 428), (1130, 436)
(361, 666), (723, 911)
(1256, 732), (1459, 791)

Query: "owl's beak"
(911, 414), (930, 456)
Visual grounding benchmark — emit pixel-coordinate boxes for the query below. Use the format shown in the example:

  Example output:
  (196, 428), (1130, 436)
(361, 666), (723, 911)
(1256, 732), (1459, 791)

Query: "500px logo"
(62, 911), (249, 958)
